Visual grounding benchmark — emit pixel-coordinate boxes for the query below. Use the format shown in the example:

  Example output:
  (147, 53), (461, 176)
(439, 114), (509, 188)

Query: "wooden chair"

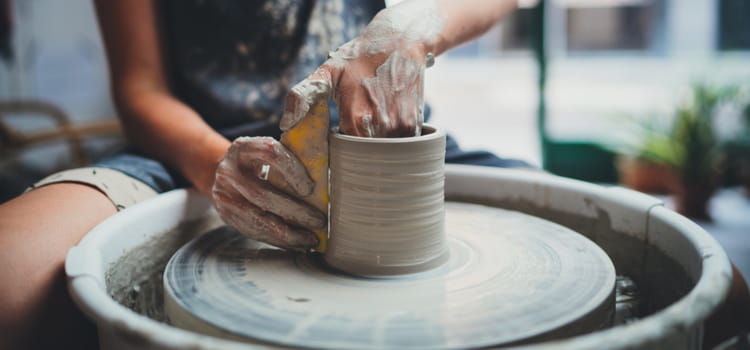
(0, 100), (121, 166)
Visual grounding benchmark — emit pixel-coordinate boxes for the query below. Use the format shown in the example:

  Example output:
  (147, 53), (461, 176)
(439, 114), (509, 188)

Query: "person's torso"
(163, 0), (383, 139)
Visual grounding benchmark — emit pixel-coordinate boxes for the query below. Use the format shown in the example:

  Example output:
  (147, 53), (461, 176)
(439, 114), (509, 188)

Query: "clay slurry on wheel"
(163, 202), (616, 349)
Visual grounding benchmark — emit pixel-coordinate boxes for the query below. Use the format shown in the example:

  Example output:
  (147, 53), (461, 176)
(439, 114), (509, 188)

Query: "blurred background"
(426, 0), (750, 277)
(0, 1), (749, 271)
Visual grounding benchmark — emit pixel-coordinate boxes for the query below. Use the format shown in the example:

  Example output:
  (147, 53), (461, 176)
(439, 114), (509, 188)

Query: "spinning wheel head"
(164, 202), (616, 349)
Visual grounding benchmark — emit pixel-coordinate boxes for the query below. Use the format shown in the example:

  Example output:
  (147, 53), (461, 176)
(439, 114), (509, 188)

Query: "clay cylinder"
(326, 124), (449, 276)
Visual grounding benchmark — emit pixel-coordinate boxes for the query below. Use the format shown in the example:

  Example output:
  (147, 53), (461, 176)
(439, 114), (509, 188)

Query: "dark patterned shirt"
(163, 0), (383, 139)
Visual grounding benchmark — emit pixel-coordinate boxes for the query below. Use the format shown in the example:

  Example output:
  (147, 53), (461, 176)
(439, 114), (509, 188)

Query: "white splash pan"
(66, 165), (732, 350)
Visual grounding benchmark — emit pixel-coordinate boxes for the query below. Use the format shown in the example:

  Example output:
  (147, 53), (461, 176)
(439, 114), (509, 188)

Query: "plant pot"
(739, 158), (750, 197)
(616, 155), (678, 195)
(673, 176), (718, 221)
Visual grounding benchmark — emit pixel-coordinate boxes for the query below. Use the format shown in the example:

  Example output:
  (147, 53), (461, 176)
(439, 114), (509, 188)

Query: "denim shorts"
(88, 134), (533, 195)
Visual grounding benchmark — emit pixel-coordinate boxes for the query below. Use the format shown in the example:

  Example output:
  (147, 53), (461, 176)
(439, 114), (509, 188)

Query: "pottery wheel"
(164, 202), (616, 349)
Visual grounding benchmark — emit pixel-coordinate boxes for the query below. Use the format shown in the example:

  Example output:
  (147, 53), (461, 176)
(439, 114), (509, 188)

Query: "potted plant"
(614, 82), (741, 220)
(668, 82), (749, 221)
(670, 101), (719, 220)
(614, 114), (680, 195)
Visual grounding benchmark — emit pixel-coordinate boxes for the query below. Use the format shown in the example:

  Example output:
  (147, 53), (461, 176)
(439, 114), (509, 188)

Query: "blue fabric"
(95, 104), (533, 193)
(445, 135), (533, 168)
(93, 152), (188, 193)
(94, 139), (533, 194)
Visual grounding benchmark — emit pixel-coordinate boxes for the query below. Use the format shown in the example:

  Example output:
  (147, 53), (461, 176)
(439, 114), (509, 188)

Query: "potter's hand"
(281, 1), (442, 137)
(212, 137), (325, 250)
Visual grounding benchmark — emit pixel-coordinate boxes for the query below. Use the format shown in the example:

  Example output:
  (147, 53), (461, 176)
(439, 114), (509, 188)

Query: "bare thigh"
(0, 183), (117, 349)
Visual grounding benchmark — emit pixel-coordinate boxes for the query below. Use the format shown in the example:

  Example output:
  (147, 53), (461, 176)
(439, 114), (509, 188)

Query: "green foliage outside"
(614, 82), (750, 183)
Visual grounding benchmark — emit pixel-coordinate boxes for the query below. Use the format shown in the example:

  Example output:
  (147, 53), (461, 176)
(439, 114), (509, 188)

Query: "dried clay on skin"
(281, 70), (334, 131)
(284, 0), (444, 136)
(361, 0), (444, 56)
(361, 50), (425, 136)
(337, 0), (442, 136)
(328, 0), (443, 65)
(212, 137), (324, 249)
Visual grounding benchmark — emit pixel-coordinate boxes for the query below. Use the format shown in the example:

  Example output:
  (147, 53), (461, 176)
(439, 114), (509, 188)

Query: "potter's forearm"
(114, 88), (230, 195)
(96, 0), (230, 196)
(379, 0), (517, 57)
(432, 0), (518, 55)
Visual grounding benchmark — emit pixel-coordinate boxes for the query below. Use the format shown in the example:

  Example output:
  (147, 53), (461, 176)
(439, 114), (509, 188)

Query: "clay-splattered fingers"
(212, 188), (319, 250)
(338, 81), (377, 137)
(340, 88), (419, 138)
(363, 51), (423, 138)
(337, 51), (423, 138)
(281, 67), (334, 132)
(217, 138), (325, 229)
(211, 136), (326, 250)
(228, 136), (314, 196)
(217, 170), (325, 230)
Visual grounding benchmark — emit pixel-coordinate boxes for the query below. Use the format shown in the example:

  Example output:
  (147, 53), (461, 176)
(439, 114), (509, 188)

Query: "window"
(501, 8), (535, 51)
(444, 6), (536, 57)
(718, 0), (750, 50)
(563, 0), (662, 52)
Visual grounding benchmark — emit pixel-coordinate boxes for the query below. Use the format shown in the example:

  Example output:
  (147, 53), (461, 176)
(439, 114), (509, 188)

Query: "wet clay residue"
(105, 214), (223, 322)
(103, 204), (644, 339)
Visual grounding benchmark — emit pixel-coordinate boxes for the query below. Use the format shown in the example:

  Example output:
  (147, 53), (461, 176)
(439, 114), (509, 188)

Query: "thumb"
(281, 66), (335, 131)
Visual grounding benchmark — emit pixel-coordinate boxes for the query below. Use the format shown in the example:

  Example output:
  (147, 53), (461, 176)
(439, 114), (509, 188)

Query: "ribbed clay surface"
(326, 124), (448, 276)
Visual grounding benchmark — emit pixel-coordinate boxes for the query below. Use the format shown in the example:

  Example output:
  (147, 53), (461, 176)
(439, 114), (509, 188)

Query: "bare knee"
(0, 183), (116, 349)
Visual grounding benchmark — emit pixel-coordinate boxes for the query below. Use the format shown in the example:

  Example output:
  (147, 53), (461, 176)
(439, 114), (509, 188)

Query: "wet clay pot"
(325, 124), (449, 276)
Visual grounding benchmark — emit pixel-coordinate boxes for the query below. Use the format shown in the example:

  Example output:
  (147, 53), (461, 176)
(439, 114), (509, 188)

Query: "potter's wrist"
(206, 138), (232, 192)
(188, 135), (231, 195)
(365, 0), (443, 57)
(412, 40), (436, 66)
(427, 31), (448, 57)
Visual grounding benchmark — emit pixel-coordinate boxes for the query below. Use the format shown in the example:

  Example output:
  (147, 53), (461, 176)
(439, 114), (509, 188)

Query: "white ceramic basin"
(66, 165), (732, 350)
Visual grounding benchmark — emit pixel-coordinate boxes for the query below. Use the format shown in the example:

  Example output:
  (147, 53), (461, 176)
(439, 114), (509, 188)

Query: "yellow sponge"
(279, 101), (330, 252)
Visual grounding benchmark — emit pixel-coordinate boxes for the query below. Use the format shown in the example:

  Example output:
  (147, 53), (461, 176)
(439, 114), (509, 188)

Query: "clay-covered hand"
(211, 136), (325, 250)
(281, 0), (443, 137)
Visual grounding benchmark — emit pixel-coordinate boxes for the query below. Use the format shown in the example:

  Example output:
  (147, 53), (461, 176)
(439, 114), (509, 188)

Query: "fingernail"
(280, 108), (296, 131)
(309, 209), (326, 229)
(296, 176), (315, 196)
(280, 94), (306, 131)
(280, 110), (296, 131)
(291, 229), (319, 249)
